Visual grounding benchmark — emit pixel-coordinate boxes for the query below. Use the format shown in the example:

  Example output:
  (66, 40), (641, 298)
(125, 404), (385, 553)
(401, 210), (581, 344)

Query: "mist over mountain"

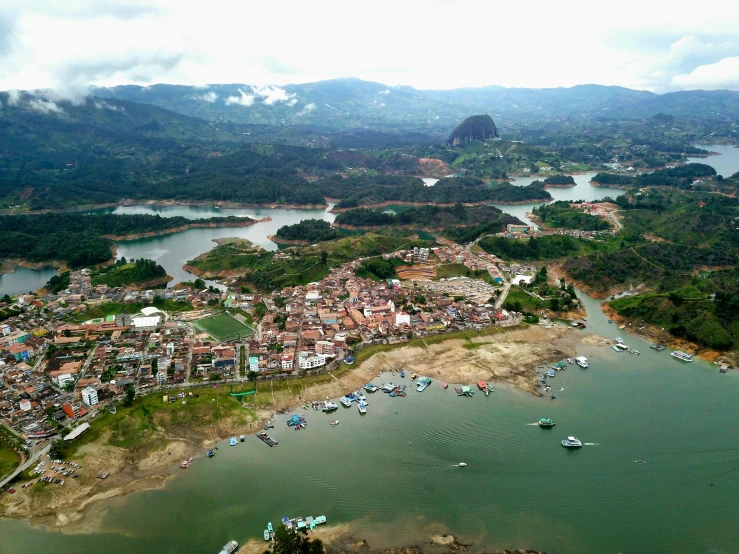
(92, 78), (739, 132)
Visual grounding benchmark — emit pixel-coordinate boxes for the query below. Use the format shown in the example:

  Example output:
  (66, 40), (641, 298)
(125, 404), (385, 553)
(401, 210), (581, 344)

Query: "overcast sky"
(1, 0), (739, 96)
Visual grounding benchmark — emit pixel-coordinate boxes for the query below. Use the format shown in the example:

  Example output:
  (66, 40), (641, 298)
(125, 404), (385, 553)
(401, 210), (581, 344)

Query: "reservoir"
(1, 289), (738, 554)
(688, 143), (739, 178)
(0, 266), (59, 297)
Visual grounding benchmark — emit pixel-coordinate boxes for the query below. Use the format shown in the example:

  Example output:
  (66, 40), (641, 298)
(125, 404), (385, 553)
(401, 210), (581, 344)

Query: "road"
(0, 443), (51, 489)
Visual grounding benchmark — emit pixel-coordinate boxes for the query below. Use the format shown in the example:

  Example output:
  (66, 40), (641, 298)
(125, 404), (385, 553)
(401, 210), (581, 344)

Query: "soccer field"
(194, 313), (253, 341)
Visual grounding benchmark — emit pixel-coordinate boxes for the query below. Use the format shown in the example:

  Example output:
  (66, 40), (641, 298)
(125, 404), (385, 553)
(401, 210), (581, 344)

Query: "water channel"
(1, 288), (738, 553)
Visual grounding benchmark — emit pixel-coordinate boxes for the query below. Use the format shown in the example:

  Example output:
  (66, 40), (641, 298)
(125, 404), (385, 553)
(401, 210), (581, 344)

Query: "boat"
(240, 434), (245, 442)
(322, 401), (338, 412)
(339, 396), (352, 408)
(358, 400), (367, 414)
(608, 319), (613, 323)
(381, 382), (396, 393)
(400, 371), (405, 378)
(264, 530), (270, 541)
(634, 460), (647, 464)
(207, 449), (215, 458)
(650, 343), (666, 351)
(458, 462), (467, 467)
(455, 386), (463, 395)
(229, 437), (237, 446)
(614, 342), (629, 351)
(219, 540), (239, 554)
(180, 459), (192, 469)
(416, 377), (432, 392)
(256, 432), (278, 447)
(344, 357), (354, 365)
(611, 345), (622, 352)
(354, 391), (366, 401)
(330, 420), (339, 427)
(671, 350), (693, 362)
(575, 356), (589, 368)
(477, 380), (487, 391)
(486, 383), (495, 393)
(268, 522), (273, 533)
(459, 385), (474, 397)
(443, 383), (449, 389)
(410, 372), (418, 381)
(287, 414), (306, 427)
(363, 383), (378, 393)
(561, 436), (583, 448)
(547, 369), (556, 378)
(538, 418), (556, 428)
(567, 358), (573, 365)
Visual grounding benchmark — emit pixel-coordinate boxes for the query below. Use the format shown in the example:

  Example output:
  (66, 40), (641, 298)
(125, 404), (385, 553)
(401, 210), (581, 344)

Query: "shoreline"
(100, 218), (260, 241)
(329, 198), (552, 213)
(0, 324), (604, 529)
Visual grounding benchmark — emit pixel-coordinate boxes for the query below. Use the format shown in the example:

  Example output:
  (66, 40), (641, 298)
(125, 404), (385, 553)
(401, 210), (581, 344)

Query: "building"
(81, 386), (99, 407)
(249, 356), (260, 373)
(298, 353), (328, 370)
(506, 224), (530, 234)
(413, 247), (430, 261)
(156, 371), (167, 385)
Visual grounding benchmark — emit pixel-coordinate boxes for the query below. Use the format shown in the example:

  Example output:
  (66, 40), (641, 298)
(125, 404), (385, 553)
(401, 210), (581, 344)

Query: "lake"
(688, 143), (739, 178)
(0, 266), (60, 297)
(1, 289), (738, 553)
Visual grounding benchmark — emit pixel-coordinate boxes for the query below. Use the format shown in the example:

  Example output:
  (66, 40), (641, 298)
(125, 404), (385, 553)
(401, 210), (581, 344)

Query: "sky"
(1, 0), (739, 98)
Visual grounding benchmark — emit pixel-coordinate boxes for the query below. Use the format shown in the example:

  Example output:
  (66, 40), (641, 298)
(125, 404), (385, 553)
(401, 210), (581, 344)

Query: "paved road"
(0, 443), (51, 489)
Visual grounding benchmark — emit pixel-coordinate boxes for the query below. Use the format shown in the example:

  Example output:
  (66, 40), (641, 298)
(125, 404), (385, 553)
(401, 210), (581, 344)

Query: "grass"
(195, 313), (253, 341)
(0, 441), (21, 479)
(436, 263), (496, 284)
(503, 288), (548, 312)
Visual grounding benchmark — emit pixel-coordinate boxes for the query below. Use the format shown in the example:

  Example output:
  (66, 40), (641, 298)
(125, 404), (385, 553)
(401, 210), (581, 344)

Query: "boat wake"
(526, 423), (540, 426)
(583, 443), (600, 446)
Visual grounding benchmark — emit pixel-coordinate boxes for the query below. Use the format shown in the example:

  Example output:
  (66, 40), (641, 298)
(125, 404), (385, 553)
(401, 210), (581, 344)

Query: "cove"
(1, 288), (738, 554)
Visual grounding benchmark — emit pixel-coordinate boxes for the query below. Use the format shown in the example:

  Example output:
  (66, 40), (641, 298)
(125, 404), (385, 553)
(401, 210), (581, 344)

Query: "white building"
(81, 386), (99, 407)
(249, 356), (260, 373)
(281, 355), (293, 370)
(54, 373), (75, 387)
(156, 371), (167, 385)
(19, 399), (32, 412)
(395, 312), (411, 326)
(298, 353), (328, 370)
(0, 324), (11, 337)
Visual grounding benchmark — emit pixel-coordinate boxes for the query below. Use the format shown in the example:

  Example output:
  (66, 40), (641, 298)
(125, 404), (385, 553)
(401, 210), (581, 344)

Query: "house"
(81, 386), (99, 407)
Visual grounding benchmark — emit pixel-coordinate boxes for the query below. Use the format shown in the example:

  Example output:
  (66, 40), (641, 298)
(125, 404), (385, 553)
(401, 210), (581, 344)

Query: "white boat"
(614, 342), (629, 351)
(358, 400), (367, 414)
(219, 540), (239, 554)
(561, 436), (583, 448)
(330, 420), (339, 427)
(458, 462), (467, 467)
(363, 383), (378, 393)
(567, 358), (573, 365)
(339, 396), (352, 408)
(416, 377), (432, 392)
(322, 401), (338, 412)
(381, 382), (396, 393)
(671, 351), (693, 362)
(575, 356), (589, 368)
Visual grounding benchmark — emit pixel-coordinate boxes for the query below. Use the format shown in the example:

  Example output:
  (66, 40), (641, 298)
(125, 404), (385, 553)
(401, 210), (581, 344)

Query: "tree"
(123, 384), (136, 407)
(49, 439), (64, 459)
(320, 251), (328, 265)
(549, 298), (560, 311)
(63, 381), (75, 393)
(151, 358), (158, 377)
(266, 524), (325, 554)
(247, 370), (258, 382)
(193, 278), (206, 290)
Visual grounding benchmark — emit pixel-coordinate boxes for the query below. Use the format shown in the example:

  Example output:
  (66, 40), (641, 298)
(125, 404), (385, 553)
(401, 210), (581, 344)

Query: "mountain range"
(92, 78), (739, 131)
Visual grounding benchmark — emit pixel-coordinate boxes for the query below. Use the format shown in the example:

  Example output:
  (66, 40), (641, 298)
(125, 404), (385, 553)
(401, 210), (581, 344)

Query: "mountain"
(91, 79), (739, 132)
(447, 114), (498, 146)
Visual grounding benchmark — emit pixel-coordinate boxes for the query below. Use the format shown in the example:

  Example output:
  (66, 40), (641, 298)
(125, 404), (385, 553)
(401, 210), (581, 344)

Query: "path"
(0, 443), (50, 489)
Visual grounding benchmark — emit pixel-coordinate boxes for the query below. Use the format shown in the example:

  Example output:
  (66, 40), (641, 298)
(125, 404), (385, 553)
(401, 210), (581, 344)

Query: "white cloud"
(250, 85), (296, 105)
(295, 102), (316, 117)
(94, 99), (125, 111)
(378, 88), (390, 95)
(28, 98), (64, 114)
(6, 89), (20, 105)
(225, 88), (255, 107)
(671, 56), (739, 89)
(0, 1), (739, 92)
(196, 91), (218, 102)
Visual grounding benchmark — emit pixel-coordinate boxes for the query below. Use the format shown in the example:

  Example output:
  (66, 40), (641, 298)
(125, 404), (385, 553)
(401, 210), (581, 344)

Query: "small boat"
(363, 383), (378, 393)
(547, 369), (556, 378)
(650, 343), (666, 351)
(477, 380), (487, 391)
(263, 424), (274, 430)
(354, 391), (366, 401)
(322, 401), (338, 412)
(207, 449), (215, 458)
(460, 385), (474, 397)
(219, 540), (239, 554)
(455, 386), (463, 395)
(634, 460), (647, 464)
(575, 356), (589, 368)
(608, 319), (613, 323)
(443, 383), (448, 389)
(458, 462), (467, 467)
(339, 396), (352, 408)
(400, 371), (405, 378)
(410, 372), (418, 381)
(268, 522), (273, 533)
(239, 434), (245, 442)
(486, 383), (495, 393)
(229, 437), (237, 446)
(330, 420), (339, 427)
(671, 350), (693, 362)
(567, 358), (573, 365)
(561, 436), (583, 448)
(611, 345), (622, 352)
(180, 460), (192, 469)
(416, 377), (432, 392)
(538, 418), (556, 428)
(358, 400), (367, 414)
(381, 382), (396, 393)
(264, 530), (270, 541)
(256, 432), (278, 447)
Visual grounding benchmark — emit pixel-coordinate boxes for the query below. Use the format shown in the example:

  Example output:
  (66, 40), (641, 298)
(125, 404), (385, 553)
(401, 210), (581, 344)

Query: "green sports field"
(194, 313), (253, 341)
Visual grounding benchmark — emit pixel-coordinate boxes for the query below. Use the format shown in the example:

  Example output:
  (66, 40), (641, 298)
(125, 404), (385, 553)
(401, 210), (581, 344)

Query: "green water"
(1, 291), (738, 553)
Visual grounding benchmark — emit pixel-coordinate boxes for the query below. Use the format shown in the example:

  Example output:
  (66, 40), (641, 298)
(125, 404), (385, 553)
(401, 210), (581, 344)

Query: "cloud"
(250, 85), (296, 106)
(225, 88), (255, 107)
(94, 99), (125, 111)
(378, 88), (390, 95)
(6, 89), (20, 105)
(295, 102), (316, 117)
(671, 56), (739, 89)
(196, 91), (218, 102)
(28, 98), (64, 114)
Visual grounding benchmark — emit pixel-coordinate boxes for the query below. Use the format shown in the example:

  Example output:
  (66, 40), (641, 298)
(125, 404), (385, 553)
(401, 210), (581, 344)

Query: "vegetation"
(543, 175), (576, 186)
(274, 219), (342, 243)
(92, 258), (168, 287)
(592, 163), (717, 189)
(0, 213), (253, 267)
(0, 439), (21, 479)
(479, 234), (607, 260)
(610, 269), (739, 350)
(265, 524), (325, 554)
(533, 201), (612, 230)
(355, 257), (404, 280)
